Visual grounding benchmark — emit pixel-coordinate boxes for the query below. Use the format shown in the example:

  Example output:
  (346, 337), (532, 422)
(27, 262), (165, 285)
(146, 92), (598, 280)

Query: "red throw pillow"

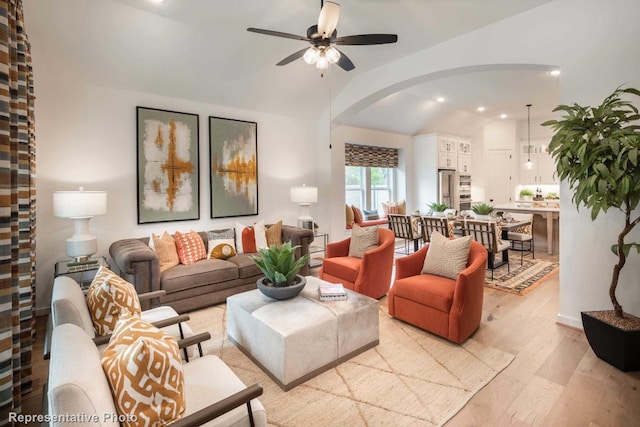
(174, 231), (207, 265)
(352, 205), (364, 224)
(242, 227), (258, 253)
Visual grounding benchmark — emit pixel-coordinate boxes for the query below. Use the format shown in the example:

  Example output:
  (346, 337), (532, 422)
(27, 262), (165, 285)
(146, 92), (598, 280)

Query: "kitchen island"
(494, 201), (559, 255)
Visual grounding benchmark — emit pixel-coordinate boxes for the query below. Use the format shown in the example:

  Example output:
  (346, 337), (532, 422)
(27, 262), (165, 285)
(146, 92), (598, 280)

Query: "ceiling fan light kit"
(247, 1), (397, 72)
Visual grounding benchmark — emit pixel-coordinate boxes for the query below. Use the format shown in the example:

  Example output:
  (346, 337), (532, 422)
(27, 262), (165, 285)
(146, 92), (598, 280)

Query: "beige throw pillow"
(348, 224), (379, 258)
(421, 232), (472, 280)
(152, 232), (180, 272)
(265, 221), (283, 247)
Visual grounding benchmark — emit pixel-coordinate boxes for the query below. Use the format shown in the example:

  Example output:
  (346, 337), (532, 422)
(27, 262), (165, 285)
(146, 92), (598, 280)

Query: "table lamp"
(53, 187), (107, 262)
(290, 185), (317, 230)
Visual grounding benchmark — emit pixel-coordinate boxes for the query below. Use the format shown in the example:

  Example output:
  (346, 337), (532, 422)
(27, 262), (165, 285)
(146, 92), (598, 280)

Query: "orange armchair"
(319, 228), (395, 299)
(388, 241), (488, 343)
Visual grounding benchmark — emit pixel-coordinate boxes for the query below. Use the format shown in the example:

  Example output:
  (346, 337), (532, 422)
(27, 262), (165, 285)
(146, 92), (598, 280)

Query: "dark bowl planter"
(257, 275), (306, 300)
(581, 311), (640, 372)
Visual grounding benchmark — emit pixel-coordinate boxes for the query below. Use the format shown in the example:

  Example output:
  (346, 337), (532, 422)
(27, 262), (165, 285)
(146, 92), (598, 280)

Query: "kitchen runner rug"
(485, 258), (559, 295)
(188, 301), (514, 426)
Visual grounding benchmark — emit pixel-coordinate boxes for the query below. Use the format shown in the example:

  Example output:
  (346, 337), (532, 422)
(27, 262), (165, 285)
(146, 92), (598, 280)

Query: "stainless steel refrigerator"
(438, 169), (457, 209)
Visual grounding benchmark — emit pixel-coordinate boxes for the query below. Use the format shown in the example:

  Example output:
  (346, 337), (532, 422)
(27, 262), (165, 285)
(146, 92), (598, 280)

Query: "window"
(345, 166), (394, 211)
(344, 143), (398, 211)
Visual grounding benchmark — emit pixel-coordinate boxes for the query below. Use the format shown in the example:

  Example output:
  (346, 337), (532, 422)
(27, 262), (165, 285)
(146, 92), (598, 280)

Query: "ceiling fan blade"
(247, 27), (310, 42)
(335, 48), (355, 71)
(317, 1), (340, 39)
(335, 34), (398, 45)
(276, 48), (308, 66)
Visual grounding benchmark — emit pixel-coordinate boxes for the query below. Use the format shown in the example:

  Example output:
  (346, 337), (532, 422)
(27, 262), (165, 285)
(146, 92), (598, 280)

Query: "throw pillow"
(265, 220), (283, 247)
(351, 205), (364, 224)
(421, 232), (472, 280)
(151, 232), (180, 272)
(348, 224), (379, 258)
(397, 199), (407, 214)
(86, 266), (142, 336)
(363, 209), (380, 221)
(209, 243), (237, 260)
(235, 223), (258, 254)
(207, 229), (236, 259)
(174, 230), (207, 265)
(253, 219), (269, 250)
(101, 315), (186, 427)
(345, 204), (355, 227)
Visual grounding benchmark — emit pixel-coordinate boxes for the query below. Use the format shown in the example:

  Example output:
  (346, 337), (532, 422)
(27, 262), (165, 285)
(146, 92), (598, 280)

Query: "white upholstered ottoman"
(227, 276), (379, 390)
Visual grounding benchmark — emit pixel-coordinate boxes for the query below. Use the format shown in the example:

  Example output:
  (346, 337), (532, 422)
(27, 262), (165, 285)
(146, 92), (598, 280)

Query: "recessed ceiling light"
(550, 69), (561, 76)
(477, 106), (486, 112)
(436, 97), (445, 103)
(500, 114), (508, 119)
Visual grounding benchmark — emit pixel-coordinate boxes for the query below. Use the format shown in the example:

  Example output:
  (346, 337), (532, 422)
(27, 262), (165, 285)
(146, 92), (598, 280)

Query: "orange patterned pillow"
(151, 232), (180, 272)
(351, 205), (364, 224)
(87, 266), (142, 336)
(101, 315), (185, 426)
(174, 230), (206, 265)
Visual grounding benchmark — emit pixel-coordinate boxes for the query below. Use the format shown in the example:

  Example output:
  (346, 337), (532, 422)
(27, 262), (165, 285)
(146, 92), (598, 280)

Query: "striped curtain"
(0, 0), (36, 422)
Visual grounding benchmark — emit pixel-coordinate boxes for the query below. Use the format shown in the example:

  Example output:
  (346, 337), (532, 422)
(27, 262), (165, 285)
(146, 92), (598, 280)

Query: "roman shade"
(345, 143), (398, 168)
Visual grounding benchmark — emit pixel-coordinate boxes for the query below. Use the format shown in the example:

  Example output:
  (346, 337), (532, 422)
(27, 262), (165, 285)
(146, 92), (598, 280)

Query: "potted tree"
(251, 242), (310, 300)
(543, 86), (640, 371)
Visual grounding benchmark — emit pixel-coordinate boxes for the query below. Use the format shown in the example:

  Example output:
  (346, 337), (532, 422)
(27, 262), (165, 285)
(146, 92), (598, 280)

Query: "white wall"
(33, 76), (317, 313)
(326, 125), (412, 241)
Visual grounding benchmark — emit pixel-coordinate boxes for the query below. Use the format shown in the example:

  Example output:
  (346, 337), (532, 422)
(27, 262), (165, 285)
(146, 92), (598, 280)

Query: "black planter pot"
(581, 311), (640, 372)
(257, 275), (306, 300)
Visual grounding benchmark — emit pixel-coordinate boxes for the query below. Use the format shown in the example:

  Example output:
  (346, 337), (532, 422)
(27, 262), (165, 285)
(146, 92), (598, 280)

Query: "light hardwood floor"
(23, 254), (640, 426)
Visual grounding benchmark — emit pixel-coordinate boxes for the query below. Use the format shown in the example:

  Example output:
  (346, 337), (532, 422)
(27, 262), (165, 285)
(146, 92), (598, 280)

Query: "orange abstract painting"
(137, 107), (199, 224)
(209, 117), (257, 218)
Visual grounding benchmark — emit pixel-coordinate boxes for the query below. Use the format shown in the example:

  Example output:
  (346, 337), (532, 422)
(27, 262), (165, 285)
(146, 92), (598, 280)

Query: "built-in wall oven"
(458, 174), (472, 211)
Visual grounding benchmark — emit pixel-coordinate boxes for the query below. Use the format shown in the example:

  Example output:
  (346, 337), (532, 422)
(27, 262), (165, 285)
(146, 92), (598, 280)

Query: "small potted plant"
(471, 202), (494, 220)
(427, 202), (448, 217)
(543, 86), (640, 371)
(251, 242), (310, 300)
(519, 188), (534, 201)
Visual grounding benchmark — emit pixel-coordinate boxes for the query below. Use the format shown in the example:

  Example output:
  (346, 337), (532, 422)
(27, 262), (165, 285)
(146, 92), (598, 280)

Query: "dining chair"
(505, 212), (534, 264)
(462, 220), (511, 279)
(421, 216), (454, 242)
(387, 213), (422, 253)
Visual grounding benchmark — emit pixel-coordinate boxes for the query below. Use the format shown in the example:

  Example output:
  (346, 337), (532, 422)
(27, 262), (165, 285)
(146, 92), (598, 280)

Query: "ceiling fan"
(247, 1), (398, 71)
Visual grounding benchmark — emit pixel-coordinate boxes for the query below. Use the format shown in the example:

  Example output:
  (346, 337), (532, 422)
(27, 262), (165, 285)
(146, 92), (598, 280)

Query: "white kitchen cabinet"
(437, 135), (457, 169)
(520, 139), (557, 184)
(458, 139), (471, 154)
(458, 154), (471, 174)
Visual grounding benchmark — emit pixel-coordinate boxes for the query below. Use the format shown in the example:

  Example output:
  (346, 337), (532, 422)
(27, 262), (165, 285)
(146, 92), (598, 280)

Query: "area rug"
(187, 300), (514, 426)
(485, 258), (559, 295)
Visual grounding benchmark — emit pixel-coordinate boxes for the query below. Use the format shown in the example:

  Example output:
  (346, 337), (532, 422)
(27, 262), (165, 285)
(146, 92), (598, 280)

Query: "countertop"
(494, 202), (560, 213)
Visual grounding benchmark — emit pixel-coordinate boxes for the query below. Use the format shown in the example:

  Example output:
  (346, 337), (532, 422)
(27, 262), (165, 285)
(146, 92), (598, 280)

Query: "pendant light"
(525, 104), (534, 170)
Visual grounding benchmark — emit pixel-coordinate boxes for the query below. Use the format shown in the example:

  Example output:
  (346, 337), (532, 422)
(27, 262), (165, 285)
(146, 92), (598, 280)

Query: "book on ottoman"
(318, 283), (347, 301)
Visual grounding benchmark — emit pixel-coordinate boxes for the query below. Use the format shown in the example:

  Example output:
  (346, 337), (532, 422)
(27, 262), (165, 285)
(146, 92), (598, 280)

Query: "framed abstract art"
(136, 107), (200, 224)
(209, 116), (258, 218)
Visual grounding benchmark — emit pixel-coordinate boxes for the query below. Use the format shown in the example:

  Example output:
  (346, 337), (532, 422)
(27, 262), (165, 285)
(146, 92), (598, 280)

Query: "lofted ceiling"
(26, 0), (556, 135)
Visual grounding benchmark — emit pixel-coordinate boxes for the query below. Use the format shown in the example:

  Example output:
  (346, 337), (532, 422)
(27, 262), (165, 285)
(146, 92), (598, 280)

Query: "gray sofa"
(109, 225), (314, 313)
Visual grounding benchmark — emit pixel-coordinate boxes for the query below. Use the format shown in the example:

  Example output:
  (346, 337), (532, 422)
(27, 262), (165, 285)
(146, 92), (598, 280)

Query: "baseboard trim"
(556, 313), (583, 330)
(36, 306), (50, 317)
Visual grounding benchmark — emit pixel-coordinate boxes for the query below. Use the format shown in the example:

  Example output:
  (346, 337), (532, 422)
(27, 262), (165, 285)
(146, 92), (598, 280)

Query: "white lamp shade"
(53, 190), (107, 218)
(290, 186), (318, 205)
